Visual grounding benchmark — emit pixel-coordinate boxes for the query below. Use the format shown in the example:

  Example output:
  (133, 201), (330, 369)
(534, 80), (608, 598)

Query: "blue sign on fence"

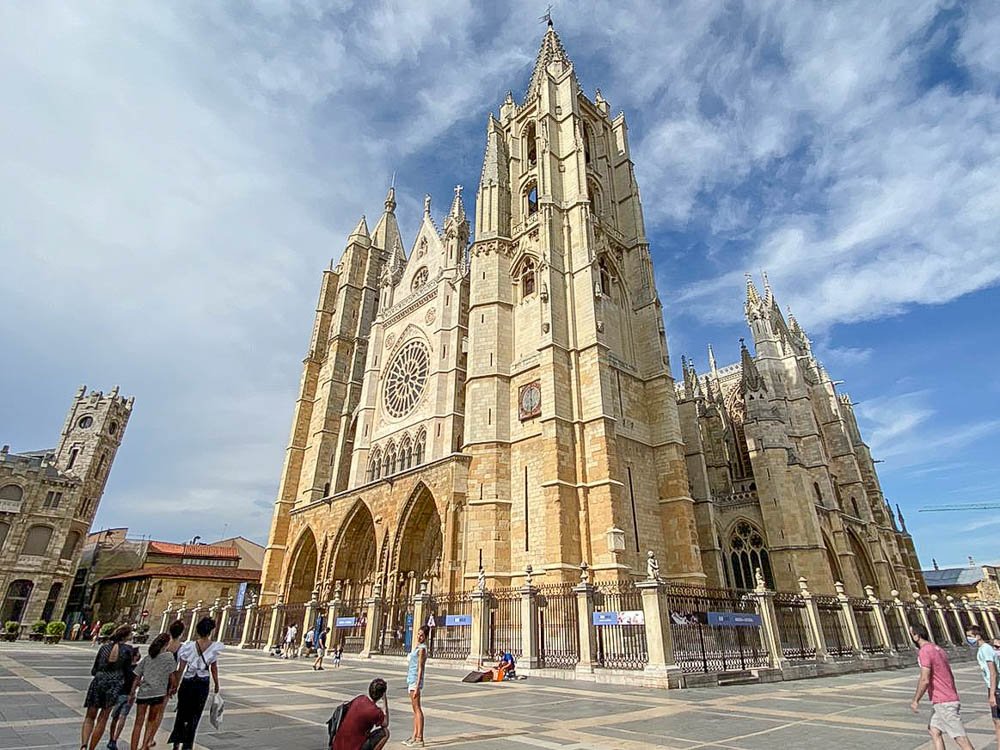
(592, 611), (619, 626)
(707, 611), (762, 627)
(335, 617), (357, 628)
(444, 614), (472, 627)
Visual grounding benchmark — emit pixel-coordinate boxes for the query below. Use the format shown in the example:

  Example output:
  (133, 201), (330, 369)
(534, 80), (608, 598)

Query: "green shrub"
(46, 621), (66, 638)
(31, 620), (47, 634)
(99, 622), (116, 637)
(4, 620), (19, 634)
(136, 622), (150, 635)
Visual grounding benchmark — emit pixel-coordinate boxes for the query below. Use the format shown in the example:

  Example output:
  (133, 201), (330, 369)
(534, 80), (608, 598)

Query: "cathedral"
(260, 23), (925, 609)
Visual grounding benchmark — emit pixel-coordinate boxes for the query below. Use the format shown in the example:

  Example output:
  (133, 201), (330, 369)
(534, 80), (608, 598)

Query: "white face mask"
(967, 637), (979, 646)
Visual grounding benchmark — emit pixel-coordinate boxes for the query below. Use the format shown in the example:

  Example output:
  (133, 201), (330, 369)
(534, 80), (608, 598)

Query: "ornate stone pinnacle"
(580, 561), (589, 584)
(525, 564), (533, 586)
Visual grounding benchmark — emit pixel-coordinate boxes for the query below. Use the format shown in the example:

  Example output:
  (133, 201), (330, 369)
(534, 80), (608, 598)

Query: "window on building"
(22, 525), (53, 556)
(40, 582), (62, 622)
(414, 430), (426, 466)
(44, 491), (63, 509)
(175, 584), (187, 597)
(220, 587), (230, 598)
(382, 443), (396, 478)
(520, 258), (536, 298)
(60, 530), (81, 560)
(97, 452), (108, 474)
(587, 178), (601, 215)
(0, 521), (9, 551)
(78, 415), (94, 429)
(525, 121), (537, 166)
(728, 521), (774, 590)
(526, 182), (538, 216)
(813, 482), (823, 504)
(0, 484), (23, 503)
(850, 496), (861, 518)
(367, 448), (382, 482)
(399, 435), (413, 471)
(412, 266), (429, 291)
(598, 258), (613, 296)
(0, 579), (33, 624)
(583, 123), (593, 164)
(67, 447), (80, 470)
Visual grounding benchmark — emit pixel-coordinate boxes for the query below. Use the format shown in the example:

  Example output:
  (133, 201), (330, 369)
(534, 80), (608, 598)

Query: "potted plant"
(98, 622), (116, 643)
(29, 620), (47, 641)
(44, 621), (67, 644)
(133, 623), (150, 644)
(3, 621), (19, 642)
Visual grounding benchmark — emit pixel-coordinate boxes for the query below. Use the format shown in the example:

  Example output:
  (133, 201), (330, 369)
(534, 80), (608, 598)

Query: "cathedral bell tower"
(464, 22), (705, 584)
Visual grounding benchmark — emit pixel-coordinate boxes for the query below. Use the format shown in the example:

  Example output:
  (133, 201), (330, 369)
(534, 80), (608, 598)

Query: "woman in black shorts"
(128, 633), (176, 750)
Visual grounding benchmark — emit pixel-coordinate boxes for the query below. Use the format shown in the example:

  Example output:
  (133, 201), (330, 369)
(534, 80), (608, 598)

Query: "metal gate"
(592, 581), (648, 670)
(246, 604), (271, 649)
(666, 585), (769, 674)
(851, 599), (885, 654)
(222, 607), (246, 645)
(336, 596), (368, 654)
(428, 591), (472, 660)
(487, 588), (522, 660)
(815, 596), (852, 658)
(536, 583), (579, 669)
(774, 592), (815, 661)
(380, 589), (413, 657)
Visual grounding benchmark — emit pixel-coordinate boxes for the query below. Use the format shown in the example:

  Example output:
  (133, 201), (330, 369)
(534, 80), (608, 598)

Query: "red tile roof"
(147, 541), (240, 559)
(101, 565), (261, 583)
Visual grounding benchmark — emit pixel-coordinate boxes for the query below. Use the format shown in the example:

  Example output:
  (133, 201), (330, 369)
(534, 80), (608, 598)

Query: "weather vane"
(540, 6), (553, 26)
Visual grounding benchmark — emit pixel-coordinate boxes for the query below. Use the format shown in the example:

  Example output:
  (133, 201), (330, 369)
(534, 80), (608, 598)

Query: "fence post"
(238, 595), (256, 649)
(414, 579), (432, 640)
(890, 590), (914, 650)
(520, 567), (539, 670)
(175, 602), (188, 637)
(266, 595), (284, 652)
(299, 589), (319, 657)
(209, 597), (221, 622)
(945, 596), (963, 643)
(865, 586), (895, 655)
(218, 597), (232, 641)
(750, 575), (787, 671)
(928, 595), (951, 645)
(835, 582), (865, 658)
(913, 592), (934, 643)
(159, 603), (174, 634)
(359, 583), (383, 658)
(327, 582), (342, 642)
(798, 578), (831, 662)
(574, 563), (597, 675)
(636, 576), (682, 686)
(467, 580), (490, 668)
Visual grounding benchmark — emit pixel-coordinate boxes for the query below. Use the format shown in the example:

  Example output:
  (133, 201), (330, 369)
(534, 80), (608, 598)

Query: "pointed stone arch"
(391, 482), (443, 584)
(821, 530), (844, 585)
(724, 518), (774, 590)
(329, 500), (378, 602)
(284, 526), (318, 604)
(847, 528), (878, 592)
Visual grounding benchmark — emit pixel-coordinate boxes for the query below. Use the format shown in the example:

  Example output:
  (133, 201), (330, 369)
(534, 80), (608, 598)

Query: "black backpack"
(326, 698), (355, 747)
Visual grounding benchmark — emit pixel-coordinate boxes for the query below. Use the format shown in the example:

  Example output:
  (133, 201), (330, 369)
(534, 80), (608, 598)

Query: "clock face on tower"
(518, 380), (542, 421)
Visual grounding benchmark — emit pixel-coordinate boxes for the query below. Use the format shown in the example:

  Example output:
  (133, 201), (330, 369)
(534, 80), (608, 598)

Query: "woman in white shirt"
(167, 617), (222, 750)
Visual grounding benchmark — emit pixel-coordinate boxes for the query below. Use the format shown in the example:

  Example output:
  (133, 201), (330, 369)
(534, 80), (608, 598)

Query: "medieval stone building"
(0, 386), (132, 626)
(260, 25), (924, 610)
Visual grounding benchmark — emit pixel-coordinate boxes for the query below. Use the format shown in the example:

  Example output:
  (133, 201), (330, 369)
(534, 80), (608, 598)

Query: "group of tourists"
(910, 623), (1000, 749)
(79, 616), (223, 750)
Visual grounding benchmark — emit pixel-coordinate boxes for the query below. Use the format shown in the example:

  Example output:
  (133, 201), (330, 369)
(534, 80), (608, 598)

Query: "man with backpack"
(329, 678), (389, 750)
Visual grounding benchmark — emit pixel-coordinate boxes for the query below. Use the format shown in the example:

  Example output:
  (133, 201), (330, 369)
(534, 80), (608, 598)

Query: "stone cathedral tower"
(260, 23), (707, 607)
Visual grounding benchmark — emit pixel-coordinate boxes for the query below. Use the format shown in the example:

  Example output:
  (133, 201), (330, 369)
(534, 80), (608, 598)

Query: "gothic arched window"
(813, 481), (823, 504)
(850, 496), (861, 518)
(0, 521), (9, 551)
(728, 521), (774, 590)
(0, 579), (33, 624)
(520, 258), (536, 299)
(368, 447), (382, 482)
(598, 257), (613, 297)
(382, 443), (395, 478)
(399, 435), (413, 472)
(525, 122), (537, 167)
(583, 123), (593, 165)
(414, 429), (426, 466)
(22, 525), (53, 557)
(587, 178), (602, 215)
(526, 182), (538, 216)
(0, 484), (23, 503)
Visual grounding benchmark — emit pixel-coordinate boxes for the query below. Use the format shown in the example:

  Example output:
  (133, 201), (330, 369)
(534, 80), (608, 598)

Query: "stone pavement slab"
(1, 642), (998, 749)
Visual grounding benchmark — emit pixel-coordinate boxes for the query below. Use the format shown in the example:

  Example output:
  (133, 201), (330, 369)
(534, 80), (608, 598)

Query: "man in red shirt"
(909, 623), (974, 750)
(333, 678), (389, 750)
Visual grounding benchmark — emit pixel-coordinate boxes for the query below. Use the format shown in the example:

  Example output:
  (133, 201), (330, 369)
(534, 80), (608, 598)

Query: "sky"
(1, 1), (998, 570)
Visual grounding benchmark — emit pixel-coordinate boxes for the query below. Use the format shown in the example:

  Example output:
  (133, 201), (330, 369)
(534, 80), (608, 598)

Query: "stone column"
(928, 595), (951, 645)
(890, 590), (914, 650)
(218, 597), (233, 642)
(300, 589), (319, 657)
(237, 597), (257, 649)
(986, 606), (1000, 638)
(865, 586), (895, 655)
(520, 567), (539, 669)
(961, 597), (979, 631)
(798, 578), (831, 662)
(326, 584), (342, 644)
(209, 597), (222, 622)
(266, 596), (284, 652)
(637, 577), (683, 685)
(359, 583), (383, 658)
(159, 603), (174, 634)
(979, 603), (996, 639)
(835, 582), (865, 658)
(946, 596), (965, 643)
(186, 601), (205, 640)
(467, 585), (489, 668)
(751, 579), (788, 670)
(574, 563), (597, 675)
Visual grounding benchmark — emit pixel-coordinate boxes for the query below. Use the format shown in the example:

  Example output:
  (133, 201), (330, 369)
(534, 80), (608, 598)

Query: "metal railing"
(774, 592), (815, 661)
(221, 607), (246, 645)
(245, 604), (271, 649)
(428, 591), (472, 660)
(536, 583), (579, 669)
(487, 587), (522, 660)
(851, 599), (885, 654)
(815, 596), (852, 658)
(593, 580), (648, 670)
(666, 585), (768, 674)
(335, 597), (367, 654)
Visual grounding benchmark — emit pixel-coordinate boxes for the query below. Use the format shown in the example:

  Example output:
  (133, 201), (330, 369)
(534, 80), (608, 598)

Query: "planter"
(1, 633), (18, 642)
(44, 635), (61, 644)
(28, 633), (45, 642)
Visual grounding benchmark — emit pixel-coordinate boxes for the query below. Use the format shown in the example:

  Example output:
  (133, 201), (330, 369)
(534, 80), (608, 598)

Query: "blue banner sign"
(592, 611), (619, 626)
(335, 617), (358, 628)
(708, 611), (762, 627)
(444, 614), (472, 627)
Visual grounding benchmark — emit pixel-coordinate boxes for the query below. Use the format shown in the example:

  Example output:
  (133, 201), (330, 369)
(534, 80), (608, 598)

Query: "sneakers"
(401, 739), (424, 747)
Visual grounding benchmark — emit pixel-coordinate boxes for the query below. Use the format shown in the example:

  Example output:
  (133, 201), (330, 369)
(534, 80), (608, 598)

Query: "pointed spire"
(761, 269), (773, 303)
(348, 214), (369, 242)
(448, 184), (466, 224)
(739, 338), (766, 394)
(707, 343), (718, 374)
(745, 273), (763, 306)
(371, 184), (405, 255)
(526, 20), (572, 100)
(896, 504), (907, 533)
(383, 185), (396, 214)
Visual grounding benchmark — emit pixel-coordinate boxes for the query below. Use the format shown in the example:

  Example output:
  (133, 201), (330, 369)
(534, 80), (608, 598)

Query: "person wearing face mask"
(966, 625), (1000, 748)
(910, 623), (975, 750)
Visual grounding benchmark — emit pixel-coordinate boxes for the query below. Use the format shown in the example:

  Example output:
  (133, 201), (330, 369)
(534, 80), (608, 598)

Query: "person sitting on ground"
(332, 678), (389, 750)
(490, 648), (516, 681)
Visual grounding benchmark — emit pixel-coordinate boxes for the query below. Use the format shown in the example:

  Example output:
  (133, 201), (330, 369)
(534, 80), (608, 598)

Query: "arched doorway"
(329, 501), (378, 603)
(822, 531), (844, 585)
(1, 579), (34, 624)
(848, 530), (878, 592)
(285, 529), (318, 604)
(393, 484), (443, 587)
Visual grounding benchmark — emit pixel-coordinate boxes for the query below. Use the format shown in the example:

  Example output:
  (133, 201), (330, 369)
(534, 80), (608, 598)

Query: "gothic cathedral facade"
(260, 25), (924, 607)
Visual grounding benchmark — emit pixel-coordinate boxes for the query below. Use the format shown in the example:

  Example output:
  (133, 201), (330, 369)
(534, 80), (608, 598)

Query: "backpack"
(326, 698), (355, 747)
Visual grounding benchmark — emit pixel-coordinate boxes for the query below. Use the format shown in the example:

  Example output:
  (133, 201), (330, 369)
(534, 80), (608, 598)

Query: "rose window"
(383, 340), (430, 418)
(412, 267), (429, 291)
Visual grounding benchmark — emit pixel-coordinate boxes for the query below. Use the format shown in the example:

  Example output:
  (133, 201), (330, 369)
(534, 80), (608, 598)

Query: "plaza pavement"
(0, 642), (997, 750)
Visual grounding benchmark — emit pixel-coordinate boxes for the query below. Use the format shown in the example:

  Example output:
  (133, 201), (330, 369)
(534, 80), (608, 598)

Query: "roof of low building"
(923, 567), (984, 588)
(101, 565), (261, 583)
(147, 541), (240, 559)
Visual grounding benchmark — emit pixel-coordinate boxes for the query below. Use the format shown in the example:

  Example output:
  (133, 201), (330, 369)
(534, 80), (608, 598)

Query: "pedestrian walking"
(332, 641), (343, 668)
(313, 626), (330, 670)
(910, 623), (975, 750)
(331, 678), (389, 750)
(966, 625), (1000, 747)
(107, 643), (140, 749)
(167, 617), (223, 750)
(283, 623), (297, 659)
(166, 619), (186, 658)
(127, 633), (175, 750)
(402, 625), (428, 748)
(79, 625), (132, 750)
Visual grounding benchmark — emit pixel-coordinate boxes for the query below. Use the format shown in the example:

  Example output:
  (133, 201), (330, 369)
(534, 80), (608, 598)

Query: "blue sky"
(1, 1), (998, 569)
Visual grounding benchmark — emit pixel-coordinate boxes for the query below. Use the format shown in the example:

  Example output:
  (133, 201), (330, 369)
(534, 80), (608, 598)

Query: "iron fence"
(536, 583), (579, 669)
(815, 596), (852, 658)
(592, 580), (648, 670)
(428, 590), (472, 660)
(281, 603), (307, 650)
(851, 599), (885, 654)
(773, 592), (815, 661)
(334, 596), (368, 654)
(221, 606), (246, 645)
(945, 611), (965, 645)
(666, 585), (769, 674)
(487, 587), (522, 660)
(887, 604), (912, 650)
(245, 604), (271, 649)
(379, 589), (412, 657)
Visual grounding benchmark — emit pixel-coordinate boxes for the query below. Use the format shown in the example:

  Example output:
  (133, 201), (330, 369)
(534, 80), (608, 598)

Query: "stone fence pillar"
(637, 578), (682, 686)
(300, 590), (319, 657)
(327, 590), (342, 644)
(913, 593), (934, 643)
(237, 599), (256, 649)
(798, 578), (831, 662)
(467, 585), (489, 668)
(520, 569), (539, 669)
(979, 603), (996, 640)
(359, 584), (383, 658)
(159, 603), (174, 634)
(218, 597), (232, 641)
(750, 582), (788, 671)
(946, 596), (964, 644)
(865, 586), (895, 655)
(574, 563), (597, 675)
(890, 591), (914, 650)
(266, 596), (284, 651)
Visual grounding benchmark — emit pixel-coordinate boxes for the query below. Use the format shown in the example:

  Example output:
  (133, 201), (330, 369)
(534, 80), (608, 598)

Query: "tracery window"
(412, 266), (429, 290)
(525, 122), (537, 166)
(367, 448), (382, 482)
(414, 429), (426, 466)
(526, 182), (538, 216)
(399, 435), (413, 472)
(728, 521), (774, 590)
(383, 340), (430, 419)
(520, 258), (536, 298)
(598, 257), (613, 296)
(382, 443), (395, 478)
